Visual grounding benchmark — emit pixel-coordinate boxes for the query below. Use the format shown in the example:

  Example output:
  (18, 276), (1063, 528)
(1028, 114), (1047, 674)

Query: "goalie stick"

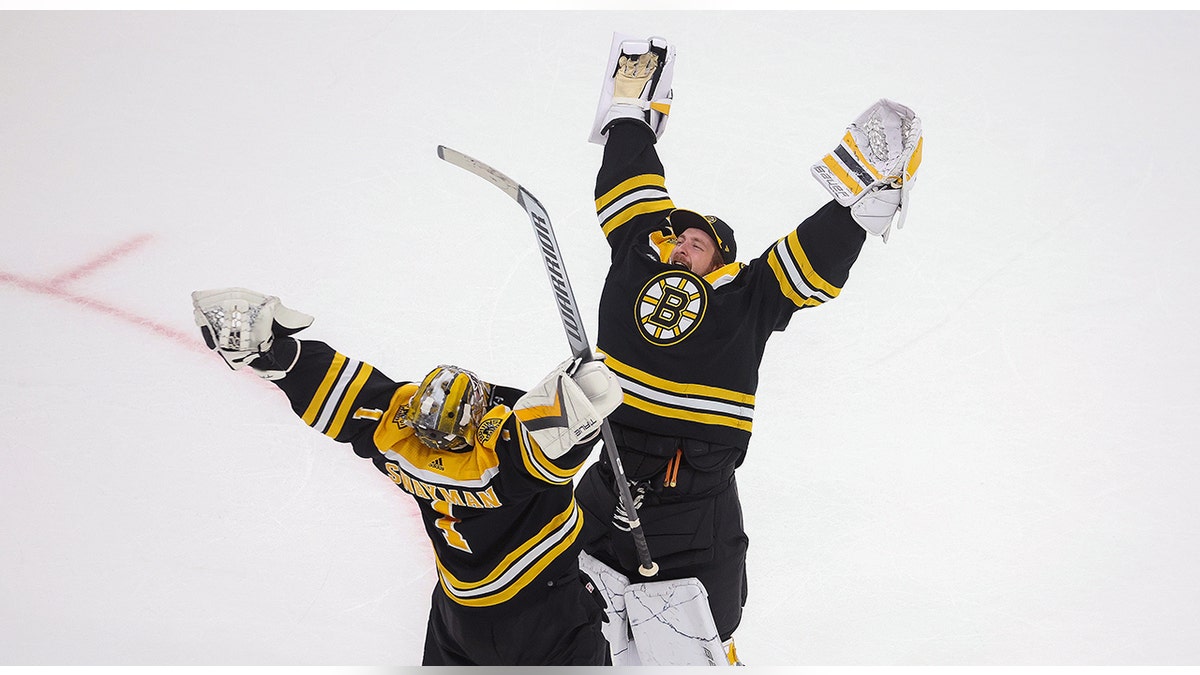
(437, 144), (659, 577)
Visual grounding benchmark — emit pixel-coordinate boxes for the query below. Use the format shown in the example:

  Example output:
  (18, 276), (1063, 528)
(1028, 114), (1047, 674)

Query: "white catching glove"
(191, 287), (314, 379)
(811, 99), (923, 241)
(513, 356), (623, 460)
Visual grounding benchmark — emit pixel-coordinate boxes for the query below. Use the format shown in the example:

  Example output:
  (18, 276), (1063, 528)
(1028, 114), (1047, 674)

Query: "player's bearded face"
(669, 228), (720, 275)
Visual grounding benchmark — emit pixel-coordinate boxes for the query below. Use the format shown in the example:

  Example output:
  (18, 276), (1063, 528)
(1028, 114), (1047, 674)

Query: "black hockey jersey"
(270, 340), (597, 608)
(593, 121), (868, 451)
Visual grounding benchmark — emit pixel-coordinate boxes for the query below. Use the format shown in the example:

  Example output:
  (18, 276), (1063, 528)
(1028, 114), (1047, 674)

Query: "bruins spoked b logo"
(636, 271), (707, 346)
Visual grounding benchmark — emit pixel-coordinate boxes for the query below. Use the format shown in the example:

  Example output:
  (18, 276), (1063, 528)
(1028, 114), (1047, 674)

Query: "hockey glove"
(513, 357), (621, 460)
(589, 33), (676, 145)
(811, 99), (923, 242)
(570, 357), (623, 419)
(191, 287), (314, 380)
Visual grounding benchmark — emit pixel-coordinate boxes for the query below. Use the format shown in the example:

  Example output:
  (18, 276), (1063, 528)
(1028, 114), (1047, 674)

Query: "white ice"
(3, 10), (1198, 667)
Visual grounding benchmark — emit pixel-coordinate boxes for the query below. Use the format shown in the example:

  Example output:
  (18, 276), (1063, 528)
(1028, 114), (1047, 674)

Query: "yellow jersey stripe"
(622, 391), (755, 432)
(438, 499), (578, 590)
(325, 363), (374, 439)
(301, 352), (348, 426)
(599, 351), (755, 406)
(601, 198), (675, 237)
(435, 500), (582, 605)
(440, 512), (582, 607)
(517, 424), (576, 485)
(595, 173), (667, 212)
(768, 252), (823, 309)
(783, 230), (841, 298)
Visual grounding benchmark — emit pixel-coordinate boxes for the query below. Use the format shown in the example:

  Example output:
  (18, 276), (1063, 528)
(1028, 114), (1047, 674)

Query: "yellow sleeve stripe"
(324, 363), (374, 439)
(516, 425), (576, 485)
(768, 253), (823, 310)
(787, 230), (842, 297)
(301, 352), (348, 426)
(601, 198), (675, 237)
(595, 173), (667, 212)
(768, 230), (842, 307)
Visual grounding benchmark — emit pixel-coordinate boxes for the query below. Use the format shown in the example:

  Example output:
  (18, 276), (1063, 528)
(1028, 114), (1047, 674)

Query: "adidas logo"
(428, 457), (445, 471)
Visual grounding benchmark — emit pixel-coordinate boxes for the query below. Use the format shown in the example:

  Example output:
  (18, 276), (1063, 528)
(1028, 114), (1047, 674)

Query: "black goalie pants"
(575, 452), (750, 642)
(421, 566), (611, 666)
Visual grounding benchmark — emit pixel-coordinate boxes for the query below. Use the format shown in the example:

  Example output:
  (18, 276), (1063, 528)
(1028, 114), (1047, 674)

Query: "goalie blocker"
(515, 357), (622, 460)
(589, 32), (676, 145)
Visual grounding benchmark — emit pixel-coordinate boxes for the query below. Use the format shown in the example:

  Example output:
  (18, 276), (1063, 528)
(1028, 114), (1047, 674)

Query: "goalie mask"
(404, 365), (491, 452)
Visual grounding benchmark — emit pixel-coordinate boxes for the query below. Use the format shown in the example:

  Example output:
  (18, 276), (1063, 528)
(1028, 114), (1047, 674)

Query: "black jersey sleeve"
(594, 120), (676, 255)
(747, 198), (869, 329)
(268, 339), (405, 459)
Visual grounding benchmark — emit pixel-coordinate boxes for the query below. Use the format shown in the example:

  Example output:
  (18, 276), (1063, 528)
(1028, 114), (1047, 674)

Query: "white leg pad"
(626, 577), (728, 666)
(579, 551), (642, 665)
(579, 551), (728, 666)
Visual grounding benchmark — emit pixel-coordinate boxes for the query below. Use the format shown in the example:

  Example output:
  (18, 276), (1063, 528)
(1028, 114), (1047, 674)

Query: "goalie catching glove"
(811, 98), (923, 242)
(513, 356), (622, 460)
(191, 287), (314, 380)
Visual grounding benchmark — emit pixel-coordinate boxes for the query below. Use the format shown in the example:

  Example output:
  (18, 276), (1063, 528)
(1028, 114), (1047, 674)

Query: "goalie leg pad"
(589, 32), (676, 145)
(579, 551), (729, 666)
(579, 551), (642, 665)
(625, 576), (728, 666)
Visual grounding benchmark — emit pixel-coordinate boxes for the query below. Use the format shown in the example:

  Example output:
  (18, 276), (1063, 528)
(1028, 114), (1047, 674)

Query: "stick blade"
(436, 145), (521, 201)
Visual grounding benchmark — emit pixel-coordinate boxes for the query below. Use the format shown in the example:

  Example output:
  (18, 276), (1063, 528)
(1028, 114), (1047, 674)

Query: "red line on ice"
(46, 233), (155, 289)
(0, 235), (205, 353)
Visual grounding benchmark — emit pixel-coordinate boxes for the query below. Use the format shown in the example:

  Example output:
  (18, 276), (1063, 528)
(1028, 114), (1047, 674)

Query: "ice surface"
(3, 10), (1199, 666)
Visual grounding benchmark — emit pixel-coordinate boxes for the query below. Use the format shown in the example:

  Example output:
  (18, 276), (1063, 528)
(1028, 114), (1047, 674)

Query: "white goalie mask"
(404, 365), (491, 452)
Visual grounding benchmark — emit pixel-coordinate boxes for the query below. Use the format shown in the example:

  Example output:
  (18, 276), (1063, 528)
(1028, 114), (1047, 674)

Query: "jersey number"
(430, 499), (472, 553)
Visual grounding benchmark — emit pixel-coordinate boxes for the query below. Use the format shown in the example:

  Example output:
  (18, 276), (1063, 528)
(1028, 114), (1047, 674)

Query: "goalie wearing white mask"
(579, 34), (924, 666)
(190, 287), (622, 666)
